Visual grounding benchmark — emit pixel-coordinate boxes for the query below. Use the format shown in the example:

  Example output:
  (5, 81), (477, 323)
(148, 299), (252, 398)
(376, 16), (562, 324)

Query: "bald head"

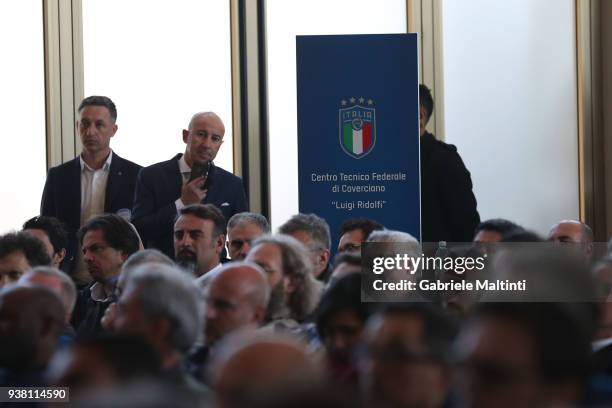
(188, 111), (225, 132)
(548, 220), (593, 259)
(18, 266), (76, 323)
(0, 286), (64, 369)
(205, 262), (270, 345)
(215, 337), (321, 408)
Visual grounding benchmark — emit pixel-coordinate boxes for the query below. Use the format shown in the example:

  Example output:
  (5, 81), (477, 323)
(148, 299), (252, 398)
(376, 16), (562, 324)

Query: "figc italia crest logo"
(339, 97), (376, 159)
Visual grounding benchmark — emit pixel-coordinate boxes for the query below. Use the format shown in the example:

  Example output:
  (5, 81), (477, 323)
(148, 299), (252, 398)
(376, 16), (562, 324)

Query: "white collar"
(178, 155), (191, 174)
(90, 281), (114, 302)
(80, 150), (113, 172)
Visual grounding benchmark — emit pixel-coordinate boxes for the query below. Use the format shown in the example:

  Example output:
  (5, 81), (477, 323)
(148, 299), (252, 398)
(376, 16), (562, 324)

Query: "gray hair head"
(367, 230), (421, 257)
(251, 234), (322, 321)
(123, 264), (203, 353)
(227, 212), (270, 234)
(19, 266), (76, 313)
(278, 213), (331, 251)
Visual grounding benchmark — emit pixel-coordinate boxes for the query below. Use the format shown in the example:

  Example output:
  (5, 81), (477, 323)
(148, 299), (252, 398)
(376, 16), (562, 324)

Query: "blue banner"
(296, 34), (421, 247)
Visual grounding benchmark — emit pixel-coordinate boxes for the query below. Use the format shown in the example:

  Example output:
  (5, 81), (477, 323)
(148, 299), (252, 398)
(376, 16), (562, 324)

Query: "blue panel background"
(296, 34), (421, 250)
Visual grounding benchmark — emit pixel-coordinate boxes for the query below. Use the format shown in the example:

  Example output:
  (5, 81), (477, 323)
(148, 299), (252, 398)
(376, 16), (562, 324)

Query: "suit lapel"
(67, 158), (82, 230)
(104, 153), (122, 211)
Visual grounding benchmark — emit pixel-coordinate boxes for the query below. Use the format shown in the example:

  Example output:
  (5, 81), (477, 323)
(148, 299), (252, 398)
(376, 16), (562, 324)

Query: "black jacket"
(420, 132), (480, 243)
(40, 152), (142, 274)
(132, 154), (248, 258)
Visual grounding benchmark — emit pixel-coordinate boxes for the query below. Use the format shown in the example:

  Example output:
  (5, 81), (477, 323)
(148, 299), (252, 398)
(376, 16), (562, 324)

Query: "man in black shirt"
(419, 84), (480, 243)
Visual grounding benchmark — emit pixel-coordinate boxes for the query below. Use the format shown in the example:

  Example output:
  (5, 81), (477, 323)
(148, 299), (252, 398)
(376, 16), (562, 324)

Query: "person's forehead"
(0, 251), (31, 273)
(175, 214), (214, 232)
(23, 273), (62, 291)
(249, 243), (282, 265)
(373, 314), (424, 343)
(473, 229), (502, 243)
(229, 222), (264, 239)
(83, 229), (109, 245)
(288, 229), (314, 247)
(340, 229), (364, 245)
(191, 114), (225, 134)
(79, 105), (112, 121)
(549, 223), (583, 240)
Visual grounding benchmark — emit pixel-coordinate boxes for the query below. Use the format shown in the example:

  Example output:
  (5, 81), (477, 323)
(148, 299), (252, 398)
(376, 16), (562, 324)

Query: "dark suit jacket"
(132, 153), (248, 258)
(40, 152), (142, 274)
(420, 132), (480, 243)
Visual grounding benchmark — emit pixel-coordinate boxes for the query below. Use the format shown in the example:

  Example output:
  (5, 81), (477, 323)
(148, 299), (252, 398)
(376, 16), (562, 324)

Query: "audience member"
(226, 212), (270, 260)
(548, 219), (594, 262)
(279, 213), (332, 281)
(0, 232), (51, 288)
(457, 303), (591, 408)
(132, 111), (247, 258)
(326, 251), (361, 290)
(0, 286), (65, 386)
(50, 334), (162, 399)
(100, 249), (175, 332)
(173, 204), (226, 286)
(72, 214), (140, 337)
(18, 266), (77, 347)
(40, 96), (141, 282)
(189, 262), (269, 383)
(419, 84), (480, 243)
(213, 336), (322, 408)
(473, 218), (523, 243)
(361, 304), (456, 408)
(112, 263), (206, 394)
(316, 274), (372, 389)
(247, 234), (323, 327)
(22, 215), (69, 269)
(337, 217), (384, 253)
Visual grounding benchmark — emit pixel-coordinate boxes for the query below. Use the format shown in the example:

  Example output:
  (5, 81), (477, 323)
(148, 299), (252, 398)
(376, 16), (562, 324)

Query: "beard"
(266, 281), (289, 321)
(175, 249), (197, 276)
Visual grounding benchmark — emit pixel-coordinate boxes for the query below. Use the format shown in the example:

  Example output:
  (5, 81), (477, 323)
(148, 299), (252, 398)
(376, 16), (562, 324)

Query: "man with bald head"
(547, 219), (594, 262)
(133, 111), (248, 258)
(189, 262), (269, 383)
(214, 336), (322, 408)
(0, 286), (65, 386)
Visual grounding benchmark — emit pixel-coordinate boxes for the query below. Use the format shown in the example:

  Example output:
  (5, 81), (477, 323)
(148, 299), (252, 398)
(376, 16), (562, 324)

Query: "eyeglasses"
(229, 239), (253, 250)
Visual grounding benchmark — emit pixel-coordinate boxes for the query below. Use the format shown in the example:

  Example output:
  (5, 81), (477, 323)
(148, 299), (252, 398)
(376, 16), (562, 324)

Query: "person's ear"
(182, 129), (190, 144)
(216, 234), (226, 254)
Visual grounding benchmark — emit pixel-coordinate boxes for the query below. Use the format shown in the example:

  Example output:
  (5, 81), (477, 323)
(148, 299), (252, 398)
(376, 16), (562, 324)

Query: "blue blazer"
(40, 152), (142, 274)
(132, 153), (248, 258)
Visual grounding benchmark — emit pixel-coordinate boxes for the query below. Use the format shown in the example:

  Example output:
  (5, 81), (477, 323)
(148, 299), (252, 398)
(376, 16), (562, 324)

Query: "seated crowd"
(1, 209), (612, 408)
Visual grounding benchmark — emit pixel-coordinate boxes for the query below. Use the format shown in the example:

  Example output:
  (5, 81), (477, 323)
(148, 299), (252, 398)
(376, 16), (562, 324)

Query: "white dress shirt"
(175, 155), (192, 211)
(80, 151), (113, 226)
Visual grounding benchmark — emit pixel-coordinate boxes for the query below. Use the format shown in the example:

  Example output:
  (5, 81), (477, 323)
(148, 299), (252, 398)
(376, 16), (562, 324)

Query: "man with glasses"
(278, 213), (332, 282)
(132, 112), (248, 259)
(226, 212), (270, 261)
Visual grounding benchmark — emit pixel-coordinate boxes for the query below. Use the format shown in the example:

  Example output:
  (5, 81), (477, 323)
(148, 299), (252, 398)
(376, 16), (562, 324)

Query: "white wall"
(441, 0), (579, 235)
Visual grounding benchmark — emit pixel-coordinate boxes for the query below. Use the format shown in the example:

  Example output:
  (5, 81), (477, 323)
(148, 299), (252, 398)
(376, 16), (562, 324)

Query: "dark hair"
(178, 204), (227, 238)
(78, 214), (140, 256)
(316, 274), (371, 339)
(22, 216), (68, 254)
(474, 218), (523, 237)
(332, 251), (361, 270)
(0, 232), (51, 267)
(279, 213), (331, 250)
(75, 334), (162, 380)
(376, 304), (457, 364)
(78, 95), (117, 123)
(419, 84), (434, 122)
(339, 218), (384, 241)
(500, 229), (543, 243)
(475, 302), (591, 383)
